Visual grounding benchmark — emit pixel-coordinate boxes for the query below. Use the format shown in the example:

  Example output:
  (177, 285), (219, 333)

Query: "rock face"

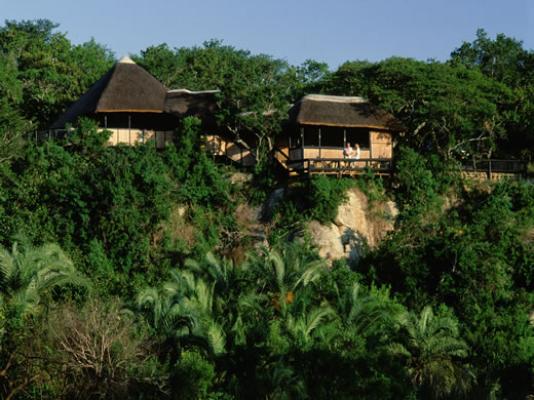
(307, 221), (346, 260)
(229, 172), (253, 185)
(307, 188), (397, 263)
(235, 203), (264, 241)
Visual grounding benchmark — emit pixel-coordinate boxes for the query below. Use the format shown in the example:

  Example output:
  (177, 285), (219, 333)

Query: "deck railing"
(287, 157), (393, 175)
(461, 159), (528, 176)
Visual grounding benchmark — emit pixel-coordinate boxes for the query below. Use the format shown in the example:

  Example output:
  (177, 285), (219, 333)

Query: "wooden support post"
(368, 131), (373, 159)
(300, 126), (305, 163)
(318, 127), (322, 159)
(128, 115), (132, 145)
(104, 115), (108, 129)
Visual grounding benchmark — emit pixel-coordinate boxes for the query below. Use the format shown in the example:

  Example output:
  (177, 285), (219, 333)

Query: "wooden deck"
(461, 159), (528, 181)
(286, 157), (393, 176)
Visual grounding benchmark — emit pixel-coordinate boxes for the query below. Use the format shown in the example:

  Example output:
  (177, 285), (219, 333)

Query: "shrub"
(47, 299), (146, 399)
(307, 175), (353, 223)
(171, 350), (216, 400)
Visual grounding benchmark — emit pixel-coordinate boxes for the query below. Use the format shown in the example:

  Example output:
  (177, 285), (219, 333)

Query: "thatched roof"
(164, 89), (219, 116)
(289, 94), (402, 130)
(51, 56), (168, 128)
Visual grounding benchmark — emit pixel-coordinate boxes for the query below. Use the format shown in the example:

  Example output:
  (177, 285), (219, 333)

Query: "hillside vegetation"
(0, 20), (533, 399)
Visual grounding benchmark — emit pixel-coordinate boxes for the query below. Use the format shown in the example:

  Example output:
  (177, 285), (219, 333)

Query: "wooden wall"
(204, 135), (256, 166)
(370, 131), (393, 159)
(105, 128), (174, 149)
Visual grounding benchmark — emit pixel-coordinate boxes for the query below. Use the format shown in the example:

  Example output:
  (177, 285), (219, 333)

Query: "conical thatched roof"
(289, 94), (402, 130)
(51, 56), (168, 128)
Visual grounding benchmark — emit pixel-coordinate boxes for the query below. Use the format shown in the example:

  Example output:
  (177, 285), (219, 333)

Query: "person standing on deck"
(354, 143), (361, 160)
(343, 142), (353, 158)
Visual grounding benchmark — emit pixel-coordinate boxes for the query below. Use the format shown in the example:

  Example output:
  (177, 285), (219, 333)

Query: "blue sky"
(2, 0), (533, 68)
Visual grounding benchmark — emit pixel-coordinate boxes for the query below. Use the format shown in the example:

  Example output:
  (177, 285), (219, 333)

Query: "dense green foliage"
(0, 20), (532, 399)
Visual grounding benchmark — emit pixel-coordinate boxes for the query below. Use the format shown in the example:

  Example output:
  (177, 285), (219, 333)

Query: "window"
(321, 126), (344, 147)
(303, 126), (319, 146)
(346, 128), (370, 149)
(289, 128), (301, 149)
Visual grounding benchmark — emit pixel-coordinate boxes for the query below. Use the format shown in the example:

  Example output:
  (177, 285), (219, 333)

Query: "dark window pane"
(289, 128), (301, 148)
(303, 126), (319, 146)
(346, 128), (369, 149)
(321, 126), (344, 147)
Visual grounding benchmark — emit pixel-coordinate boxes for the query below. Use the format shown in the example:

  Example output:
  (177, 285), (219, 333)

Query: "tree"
(0, 19), (114, 129)
(47, 299), (154, 400)
(0, 51), (27, 165)
(326, 57), (513, 159)
(364, 180), (534, 397)
(449, 30), (534, 159)
(0, 242), (87, 321)
(293, 59), (331, 97)
(137, 267), (227, 356)
(390, 306), (472, 399)
(137, 40), (300, 165)
(0, 241), (87, 400)
(450, 29), (533, 86)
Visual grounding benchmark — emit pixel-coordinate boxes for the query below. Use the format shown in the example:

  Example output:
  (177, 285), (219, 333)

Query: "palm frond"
(293, 261), (326, 290)
(207, 321), (226, 355)
(304, 306), (336, 337)
(268, 250), (286, 291)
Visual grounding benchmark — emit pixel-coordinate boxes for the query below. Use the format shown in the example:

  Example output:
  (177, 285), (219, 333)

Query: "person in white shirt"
(343, 142), (353, 158)
(354, 143), (361, 160)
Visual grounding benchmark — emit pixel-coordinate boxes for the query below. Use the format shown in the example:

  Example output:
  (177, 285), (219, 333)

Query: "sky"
(2, 0), (533, 68)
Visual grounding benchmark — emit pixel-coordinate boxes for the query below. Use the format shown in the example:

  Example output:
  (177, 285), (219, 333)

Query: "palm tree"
(137, 266), (227, 355)
(336, 282), (402, 338)
(284, 305), (337, 349)
(0, 242), (88, 321)
(248, 246), (327, 316)
(390, 306), (474, 399)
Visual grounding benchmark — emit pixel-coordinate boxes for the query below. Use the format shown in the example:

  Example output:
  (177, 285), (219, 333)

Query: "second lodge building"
(277, 94), (402, 175)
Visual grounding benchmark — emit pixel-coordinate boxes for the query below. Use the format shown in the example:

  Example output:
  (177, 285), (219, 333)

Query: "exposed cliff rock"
(307, 188), (397, 263)
(307, 221), (346, 260)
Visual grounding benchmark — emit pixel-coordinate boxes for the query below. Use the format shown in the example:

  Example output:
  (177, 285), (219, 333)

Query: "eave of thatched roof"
(289, 94), (402, 131)
(51, 56), (168, 128)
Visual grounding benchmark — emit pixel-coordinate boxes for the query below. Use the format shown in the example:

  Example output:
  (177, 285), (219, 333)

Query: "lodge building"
(276, 94), (401, 175)
(50, 56), (219, 148)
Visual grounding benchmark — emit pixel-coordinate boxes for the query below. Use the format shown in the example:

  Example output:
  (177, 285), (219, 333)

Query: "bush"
(171, 350), (216, 400)
(47, 299), (146, 399)
(307, 175), (353, 223)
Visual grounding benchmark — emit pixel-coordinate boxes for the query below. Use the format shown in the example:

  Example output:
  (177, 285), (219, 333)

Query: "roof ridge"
(302, 94), (368, 104)
(118, 55), (136, 64)
(167, 88), (220, 95)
